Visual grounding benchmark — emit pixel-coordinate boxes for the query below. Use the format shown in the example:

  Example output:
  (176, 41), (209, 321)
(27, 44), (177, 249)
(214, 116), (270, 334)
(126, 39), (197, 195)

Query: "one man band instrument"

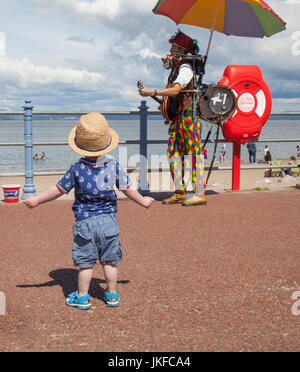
(137, 29), (238, 206)
(197, 84), (237, 125)
(137, 54), (198, 124)
(138, 54), (237, 126)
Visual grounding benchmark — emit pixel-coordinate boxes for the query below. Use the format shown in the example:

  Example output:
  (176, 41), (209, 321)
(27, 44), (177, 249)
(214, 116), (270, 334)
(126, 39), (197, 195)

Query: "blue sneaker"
(66, 291), (91, 310)
(66, 291), (78, 302)
(103, 290), (120, 307)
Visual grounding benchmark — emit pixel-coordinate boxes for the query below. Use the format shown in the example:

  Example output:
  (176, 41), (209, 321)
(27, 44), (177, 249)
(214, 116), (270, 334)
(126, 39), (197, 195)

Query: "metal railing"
(0, 101), (299, 197)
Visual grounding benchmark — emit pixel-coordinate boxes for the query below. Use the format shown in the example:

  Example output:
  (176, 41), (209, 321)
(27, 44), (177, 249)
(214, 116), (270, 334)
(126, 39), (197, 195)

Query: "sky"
(0, 0), (299, 112)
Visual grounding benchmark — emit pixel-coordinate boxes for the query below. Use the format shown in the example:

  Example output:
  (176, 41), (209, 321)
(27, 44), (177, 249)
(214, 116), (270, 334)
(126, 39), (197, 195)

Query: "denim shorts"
(72, 213), (124, 268)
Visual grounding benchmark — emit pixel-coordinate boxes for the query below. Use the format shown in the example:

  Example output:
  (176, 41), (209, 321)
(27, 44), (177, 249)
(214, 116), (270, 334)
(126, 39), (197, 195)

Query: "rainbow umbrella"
(153, 0), (286, 38)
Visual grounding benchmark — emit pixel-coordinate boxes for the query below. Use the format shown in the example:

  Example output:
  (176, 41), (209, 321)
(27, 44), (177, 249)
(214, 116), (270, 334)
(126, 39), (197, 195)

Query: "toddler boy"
(24, 112), (154, 309)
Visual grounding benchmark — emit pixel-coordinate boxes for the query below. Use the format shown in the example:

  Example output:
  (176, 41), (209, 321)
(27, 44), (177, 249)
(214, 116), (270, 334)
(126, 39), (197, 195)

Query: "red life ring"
(218, 65), (272, 143)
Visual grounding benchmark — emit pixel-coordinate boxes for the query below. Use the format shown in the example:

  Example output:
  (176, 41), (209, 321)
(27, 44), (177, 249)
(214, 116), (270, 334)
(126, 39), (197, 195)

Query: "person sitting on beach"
(296, 145), (300, 158)
(263, 145), (269, 162)
(265, 150), (272, 164)
(288, 156), (296, 167)
(33, 153), (40, 160)
(287, 156), (297, 176)
(24, 113), (155, 310)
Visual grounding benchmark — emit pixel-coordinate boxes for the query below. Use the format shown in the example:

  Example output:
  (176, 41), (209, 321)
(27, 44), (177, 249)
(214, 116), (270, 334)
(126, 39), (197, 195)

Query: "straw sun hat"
(68, 112), (119, 157)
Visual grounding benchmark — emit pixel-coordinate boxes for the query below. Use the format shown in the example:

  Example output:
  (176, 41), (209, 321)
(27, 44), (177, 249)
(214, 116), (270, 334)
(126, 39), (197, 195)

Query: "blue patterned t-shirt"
(56, 156), (131, 220)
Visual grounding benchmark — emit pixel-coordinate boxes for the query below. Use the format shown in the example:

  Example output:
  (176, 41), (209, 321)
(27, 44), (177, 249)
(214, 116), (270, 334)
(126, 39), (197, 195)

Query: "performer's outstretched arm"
(139, 83), (181, 97)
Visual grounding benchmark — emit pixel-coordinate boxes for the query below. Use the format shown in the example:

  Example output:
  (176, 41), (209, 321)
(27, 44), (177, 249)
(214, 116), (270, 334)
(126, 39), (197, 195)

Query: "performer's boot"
(162, 191), (186, 205)
(182, 193), (207, 206)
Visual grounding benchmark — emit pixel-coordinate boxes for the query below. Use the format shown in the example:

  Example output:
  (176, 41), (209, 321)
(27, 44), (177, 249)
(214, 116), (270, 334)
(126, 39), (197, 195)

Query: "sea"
(0, 115), (299, 174)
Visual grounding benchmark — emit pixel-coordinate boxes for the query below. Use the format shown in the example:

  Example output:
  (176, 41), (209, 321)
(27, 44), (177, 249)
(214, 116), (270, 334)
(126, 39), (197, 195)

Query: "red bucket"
(2, 185), (21, 203)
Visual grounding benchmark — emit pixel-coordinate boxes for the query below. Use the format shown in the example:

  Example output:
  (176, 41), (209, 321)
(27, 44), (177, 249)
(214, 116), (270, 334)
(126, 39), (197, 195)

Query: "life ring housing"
(218, 65), (272, 143)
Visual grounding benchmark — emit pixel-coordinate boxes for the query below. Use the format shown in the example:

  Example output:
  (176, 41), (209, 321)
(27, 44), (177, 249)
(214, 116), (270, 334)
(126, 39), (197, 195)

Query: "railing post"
(232, 141), (241, 191)
(21, 100), (36, 200)
(138, 100), (150, 195)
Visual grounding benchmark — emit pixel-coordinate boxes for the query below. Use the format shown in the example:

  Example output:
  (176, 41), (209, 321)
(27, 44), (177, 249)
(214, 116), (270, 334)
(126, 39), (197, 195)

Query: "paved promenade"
(0, 170), (299, 351)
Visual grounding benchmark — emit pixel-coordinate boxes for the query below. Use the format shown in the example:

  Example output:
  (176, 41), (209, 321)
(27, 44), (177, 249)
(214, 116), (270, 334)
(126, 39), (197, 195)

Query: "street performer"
(139, 30), (206, 206)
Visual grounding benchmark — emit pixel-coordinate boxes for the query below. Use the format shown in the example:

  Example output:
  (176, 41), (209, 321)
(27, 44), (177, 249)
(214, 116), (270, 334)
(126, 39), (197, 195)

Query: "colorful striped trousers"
(167, 115), (205, 194)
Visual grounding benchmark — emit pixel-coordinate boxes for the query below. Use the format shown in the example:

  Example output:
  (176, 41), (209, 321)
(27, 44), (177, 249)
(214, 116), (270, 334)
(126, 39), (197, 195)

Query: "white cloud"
(67, 36), (95, 45)
(0, 32), (6, 56)
(285, 0), (300, 5)
(0, 56), (105, 89)
(0, 0), (299, 111)
(272, 97), (300, 111)
(22, 0), (156, 30)
(0, 54), (109, 111)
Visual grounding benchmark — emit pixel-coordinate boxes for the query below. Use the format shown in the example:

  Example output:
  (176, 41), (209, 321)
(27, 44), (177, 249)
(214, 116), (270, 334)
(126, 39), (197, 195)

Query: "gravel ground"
(0, 189), (299, 352)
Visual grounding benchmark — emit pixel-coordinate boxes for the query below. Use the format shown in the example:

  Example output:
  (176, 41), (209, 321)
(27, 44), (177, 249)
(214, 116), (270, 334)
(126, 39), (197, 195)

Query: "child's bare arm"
(121, 184), (154, 208)
(23, 185), (64, 208)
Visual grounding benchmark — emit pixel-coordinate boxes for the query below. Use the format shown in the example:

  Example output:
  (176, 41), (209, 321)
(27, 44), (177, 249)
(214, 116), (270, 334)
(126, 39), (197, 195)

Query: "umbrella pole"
(204, 0), (221, 68)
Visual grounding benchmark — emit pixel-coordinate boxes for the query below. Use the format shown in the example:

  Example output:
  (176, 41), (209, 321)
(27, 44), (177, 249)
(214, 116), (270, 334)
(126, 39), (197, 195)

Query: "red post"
(232, 141), (241, 191)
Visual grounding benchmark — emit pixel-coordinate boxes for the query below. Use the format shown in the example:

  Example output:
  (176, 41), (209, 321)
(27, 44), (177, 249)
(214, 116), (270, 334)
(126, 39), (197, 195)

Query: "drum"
(197, 84), (237, 125)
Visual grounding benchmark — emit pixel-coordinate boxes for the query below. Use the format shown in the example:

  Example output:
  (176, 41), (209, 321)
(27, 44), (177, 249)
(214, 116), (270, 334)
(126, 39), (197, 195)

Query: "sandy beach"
(1, 161), (299, 201)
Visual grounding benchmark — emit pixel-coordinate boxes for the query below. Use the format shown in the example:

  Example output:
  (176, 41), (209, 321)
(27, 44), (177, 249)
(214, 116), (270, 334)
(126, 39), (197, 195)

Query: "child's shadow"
(16, 268), (130, 300)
